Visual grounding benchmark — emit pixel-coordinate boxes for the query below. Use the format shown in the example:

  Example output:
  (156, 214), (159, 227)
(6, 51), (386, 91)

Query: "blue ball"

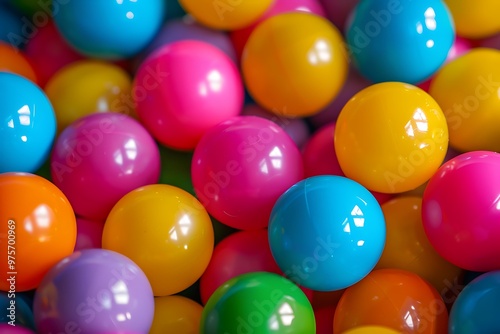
(449, 271), (500, 333)
(268, 175), (386, 291)
(53, 0), (165, 60)
(0, 4), (23, 45)
(0, 72), (56, 173)
(346, 0), (455, 84)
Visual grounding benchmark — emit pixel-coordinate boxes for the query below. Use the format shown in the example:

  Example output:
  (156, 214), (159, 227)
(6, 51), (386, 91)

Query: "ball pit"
(1, 1), (500, 332)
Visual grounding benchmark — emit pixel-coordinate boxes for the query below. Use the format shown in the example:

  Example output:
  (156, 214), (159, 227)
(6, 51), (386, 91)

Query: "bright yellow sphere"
(335, 82), (448, 194)
(342, 326), (401, 334)
(429, 48), (500, 152)
(444, 0), (500, 38)
(149, 295), (203, 334)
(242, 12), (348, 118)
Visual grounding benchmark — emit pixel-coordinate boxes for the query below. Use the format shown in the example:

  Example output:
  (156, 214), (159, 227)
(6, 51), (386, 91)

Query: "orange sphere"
(0, 173), (77, 292)
(334, 269), (448, 333)
(0, 42), (38, 84)
(376, 197), (463, 297)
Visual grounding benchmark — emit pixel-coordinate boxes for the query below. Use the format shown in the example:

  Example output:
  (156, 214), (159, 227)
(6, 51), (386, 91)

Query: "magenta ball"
(318, 0), (359, 32)
(0, 324), (35, 334)
(242, 104), (310, 148)
(302, 123), (343, 178)
(134, 40), (244, 151)
(33, 249), (154, 333)
(192, 116), (304, 230)
(75, 217), (104, 251)
(50, 112), (160, 221)
(422, 151), (500, 272)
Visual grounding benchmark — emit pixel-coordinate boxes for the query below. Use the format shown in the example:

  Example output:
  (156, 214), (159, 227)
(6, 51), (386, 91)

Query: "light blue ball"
(346, 0), (455, 84)
(449, 270), (500, 334)
(0, 72), (56, 173)
(268, 175), (386, 291)
(53, 0), (165, 59)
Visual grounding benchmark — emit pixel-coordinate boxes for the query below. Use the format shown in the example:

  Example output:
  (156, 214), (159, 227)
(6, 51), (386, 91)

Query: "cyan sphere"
(346, 0), (455, 84)
(268, 175), (386, 291)
(449, 271), (500, 334)
(0, 72), (56, 173)
(53, 0), (165, 59)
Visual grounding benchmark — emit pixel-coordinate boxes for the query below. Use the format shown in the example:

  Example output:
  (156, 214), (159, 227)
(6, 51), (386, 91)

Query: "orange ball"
(334, 269), (448, 333)
(0, 173), (77, 292)
(0, 42), (38, 84)
(376, 197), (463, 297)
(242, 12), (348, 117)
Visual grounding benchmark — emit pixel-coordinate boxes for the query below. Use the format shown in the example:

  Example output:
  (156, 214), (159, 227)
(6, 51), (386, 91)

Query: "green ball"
(201, 272), (315, 333)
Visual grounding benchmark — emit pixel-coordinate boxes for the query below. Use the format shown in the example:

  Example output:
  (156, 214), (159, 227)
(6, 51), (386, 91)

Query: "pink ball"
(0, 324), (35, 334)
(422, 151), (500, 272)
(242, 104), (310, 148)
(134, 40), (244, 151)
(192, 116), (304, 230)
(302, 123), (343, 177)
(318, 0), (359, 32)
(75, 217), (104, 251)
(230, 0), (326, 59)
(51, 112), (160, 221)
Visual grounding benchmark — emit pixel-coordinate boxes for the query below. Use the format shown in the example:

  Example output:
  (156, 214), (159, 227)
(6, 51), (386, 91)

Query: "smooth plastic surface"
(335, 82), (448, 193)
(269, 175), (386, 291)
(134, 40), (244, 150)
(422, 151), (500, 272)
(192, 116), (304, 230)
(0, 42), (37, 83)
(346, 0), (455, 84)
(149, 295), (203, 334)
(102, 184), (214, 296)
(74, 217), (104, 251)
(0, 173), (76, 292)
(444, 0), (500, 38)
(0, 72), (56, 173)
(200, 272), (315, 334)
(33, 249), (154, 333)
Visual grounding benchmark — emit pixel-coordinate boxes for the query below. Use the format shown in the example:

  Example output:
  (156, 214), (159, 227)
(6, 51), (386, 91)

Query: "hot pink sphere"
(51, 112), (161, 221)
(422, 151), (500, 272)
(192, 116), (304, 230)
(0, 324), (35, 334)
(134, 40), (244, 151)
(230, 0), (326, 59)
(75, 217), (104, 251)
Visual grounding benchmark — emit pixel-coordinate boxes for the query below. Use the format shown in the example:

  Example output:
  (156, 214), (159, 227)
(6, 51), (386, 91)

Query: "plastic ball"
(144, 16), (237, 64)
(178, 0), (274, 30)
(342, 326), (401, 334)
(422, 151), (500, 272)
(319, 0), (359, 32)
(335, 82), (449, 194)
(33, 249), (154, 333)
(50, 112), (160, 221)
(53, 0), (165, 59)
(269, 175), (386, 291)
(134, 40), (244, 150)
(0, 324), (35, 334)
(230, 0), (326, 59)
(200, 229), (281, 305)
(45, 60), (134, 133)
(24, 21), (84, 87)
(444, 0), (500, 39)
(74, 217), (104, 251)
(346, 0), (455, 84)
(200, 272), (315, 333)
(429, 48), (500, 152)
(102, 184), (214, 296)
(0, 42), (37, 83)
(376, 196), (463, 298)
(191, 116), (304, 230)
(0, 72), (56, 173)
(0, 292), (35, 329)
(242, 12), (348, 118)
(149, 295), (202, 334)
(449, 271), (500, 333)
(314, 307), (335, 334)
(0, 173), (76, 292)
(0, 5), (23, 45)
(242, 104), (310, 148)
(334, 269), (448, 333)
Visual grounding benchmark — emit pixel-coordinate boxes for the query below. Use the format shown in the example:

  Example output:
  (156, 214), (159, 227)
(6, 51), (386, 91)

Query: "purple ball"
(33, 249), (154, 333)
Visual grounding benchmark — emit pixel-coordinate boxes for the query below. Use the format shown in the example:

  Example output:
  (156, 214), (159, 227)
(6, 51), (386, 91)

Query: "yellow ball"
(45, 60), (134, 133)
(429, 48), (500, 152)
(242, 12), (348, 118)
(335, 82), (448, 194)
(149, 295), (203, 334)
(444, 0), (500, 38)
(342, 326), (401, 334)
(102, 184), (214, 296)
(178, 0), (273, 30)
(376, 196), (463, 298)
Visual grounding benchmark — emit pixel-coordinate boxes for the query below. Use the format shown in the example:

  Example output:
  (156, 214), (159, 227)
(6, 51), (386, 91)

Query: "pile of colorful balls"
(1, 0), (500, 333)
